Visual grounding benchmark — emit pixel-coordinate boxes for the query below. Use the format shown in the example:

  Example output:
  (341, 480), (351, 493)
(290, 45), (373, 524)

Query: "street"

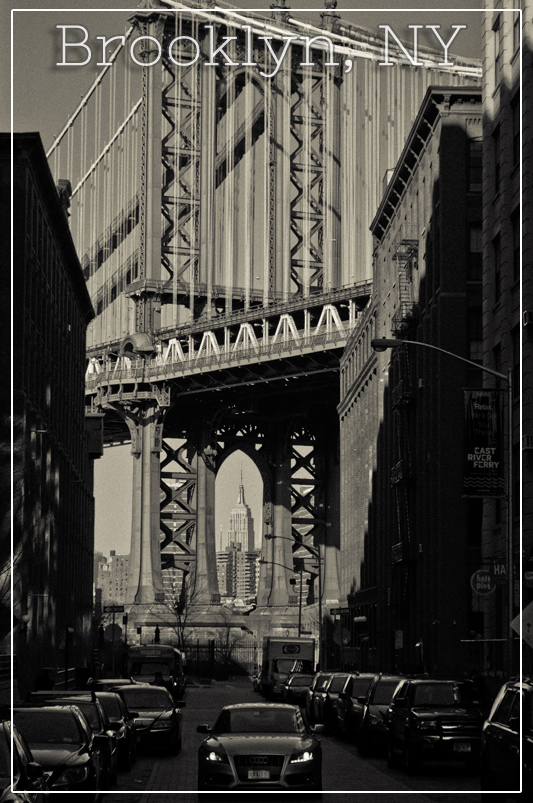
(103, 679), (483, 802)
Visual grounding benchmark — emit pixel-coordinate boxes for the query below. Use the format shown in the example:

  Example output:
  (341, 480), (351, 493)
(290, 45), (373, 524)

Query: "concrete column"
(126, 401), (165, 605)
(262, 430), (293, 606)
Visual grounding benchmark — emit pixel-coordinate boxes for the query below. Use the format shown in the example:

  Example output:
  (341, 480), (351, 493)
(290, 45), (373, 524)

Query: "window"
(468, 308), (483, 362)
(493, 14), (503, 85)
(512, 94), (520, 167)
(468, 140), (483, 192)
(493, 126), (501, 194)
(512, 208), (520, 282)
(513, 14), (521, 54)
(493, 234), (501, 301)
(468, 224), (483, 281)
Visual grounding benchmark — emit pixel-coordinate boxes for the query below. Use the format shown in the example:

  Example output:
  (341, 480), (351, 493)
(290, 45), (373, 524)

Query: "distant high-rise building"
(96, 551), (129, 607)
(221, 475), (255, 552)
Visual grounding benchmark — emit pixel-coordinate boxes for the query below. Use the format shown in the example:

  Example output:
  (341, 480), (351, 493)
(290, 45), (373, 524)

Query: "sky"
(6, 0), (485, 556)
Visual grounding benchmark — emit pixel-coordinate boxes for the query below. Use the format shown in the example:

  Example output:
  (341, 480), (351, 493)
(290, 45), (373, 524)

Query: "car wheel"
(402, 739), (420, 774)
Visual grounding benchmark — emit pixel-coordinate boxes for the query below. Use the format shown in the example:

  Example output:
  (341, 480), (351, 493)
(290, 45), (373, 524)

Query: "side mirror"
(357, 696), (367, 704)
(508, 715), (520, 732)
(197, 724), (210, 734)
(311, 724), (324, 734)
(129, 711), (139, 718)
(338, 692), (347, 700)
(394, 698), (407, 708)
(26, 762), (44, 781)
(175, 700), (186, 708)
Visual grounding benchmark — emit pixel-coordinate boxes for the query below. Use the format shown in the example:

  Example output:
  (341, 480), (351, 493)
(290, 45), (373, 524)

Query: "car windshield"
(14, 711), (84, 745)
(289, 676), (314, 687)
(69, 701), (100, 731)
(120, 688), (171, 710)
(98, 696), (122, 718)
(352, 678), (374, 697)
(373, 681), (401, 705)
(412, 683), (476, 706)
(131, 662), (169, 676)
(213, 707), (303, 734)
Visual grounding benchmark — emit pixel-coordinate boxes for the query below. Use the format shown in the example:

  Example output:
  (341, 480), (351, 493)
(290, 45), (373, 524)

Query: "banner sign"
(463, 390), (504, 497)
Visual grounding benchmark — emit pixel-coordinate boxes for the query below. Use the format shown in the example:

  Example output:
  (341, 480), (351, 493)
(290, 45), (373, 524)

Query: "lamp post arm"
(372, 338), (509, 384)
(264, 533), (319, 560)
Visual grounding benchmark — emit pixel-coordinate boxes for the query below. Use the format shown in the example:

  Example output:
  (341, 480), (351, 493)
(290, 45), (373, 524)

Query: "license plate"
(453, 743), (471, 752)
(248, 770), (270, 780)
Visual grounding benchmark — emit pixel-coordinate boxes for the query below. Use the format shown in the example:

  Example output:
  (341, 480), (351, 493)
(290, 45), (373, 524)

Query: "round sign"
(104, 623), (123, 641)
(470, 569), (496, 596)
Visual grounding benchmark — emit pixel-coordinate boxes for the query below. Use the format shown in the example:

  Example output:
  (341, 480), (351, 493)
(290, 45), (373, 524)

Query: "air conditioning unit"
(523, 310), (533, 327)
(523, 435), (533, 450)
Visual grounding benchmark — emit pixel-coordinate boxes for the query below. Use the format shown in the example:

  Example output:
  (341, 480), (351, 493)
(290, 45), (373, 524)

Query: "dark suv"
(387, 678), (483, 772)
(480, 676), (533, 797)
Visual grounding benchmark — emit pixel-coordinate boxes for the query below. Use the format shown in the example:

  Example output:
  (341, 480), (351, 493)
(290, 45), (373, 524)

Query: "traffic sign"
(104, 605), (125, 613)
(511, 600), (533, 649)
(330, 607), (349, 615)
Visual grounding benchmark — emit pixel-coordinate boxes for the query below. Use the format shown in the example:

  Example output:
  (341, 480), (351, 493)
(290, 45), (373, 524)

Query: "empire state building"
(221, 475), (255, 552)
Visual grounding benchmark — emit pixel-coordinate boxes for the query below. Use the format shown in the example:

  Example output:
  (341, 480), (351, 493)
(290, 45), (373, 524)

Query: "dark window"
(493, 234), (501, 301)
(468, 224), (483, 281)
(513, 14), (521, 54)
(512, 95), (520, 167)
(493, 14), (503, 85)
(493, 126), (501, 194)
(468, 140), (483, 192)
(512, 207), (520, 282)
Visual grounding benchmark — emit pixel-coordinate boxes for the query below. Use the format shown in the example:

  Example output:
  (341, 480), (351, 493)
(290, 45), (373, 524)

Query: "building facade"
(96, 551), (130, 607)
(6, 132), (97, 696)
(482, 0), (532, 675)
(338, 87), (484, 676)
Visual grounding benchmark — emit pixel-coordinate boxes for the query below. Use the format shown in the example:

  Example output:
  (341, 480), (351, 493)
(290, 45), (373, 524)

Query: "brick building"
(6, 132), (97, 696)
(338, 87), (484, 676)
(481, 1), (532, 675)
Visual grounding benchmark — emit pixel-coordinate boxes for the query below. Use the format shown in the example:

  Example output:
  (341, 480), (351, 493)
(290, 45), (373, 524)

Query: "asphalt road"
(102, 679), (483, 802)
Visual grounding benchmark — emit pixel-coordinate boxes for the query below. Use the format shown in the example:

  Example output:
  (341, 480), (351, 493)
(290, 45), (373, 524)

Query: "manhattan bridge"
(47, 1), (480, 643)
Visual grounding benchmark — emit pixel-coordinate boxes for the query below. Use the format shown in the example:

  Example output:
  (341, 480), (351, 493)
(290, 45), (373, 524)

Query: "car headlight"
(201, 747), (229, 763)
(54, 765), (89, 785)
(417, 720), (439, 731)
(290, 750), (314, 763)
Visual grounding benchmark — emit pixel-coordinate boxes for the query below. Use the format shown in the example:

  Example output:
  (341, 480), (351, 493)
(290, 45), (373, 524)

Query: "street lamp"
(264, 534), (323, 669)
(371, 337), (514, 675)
(258, 558), (305, 636)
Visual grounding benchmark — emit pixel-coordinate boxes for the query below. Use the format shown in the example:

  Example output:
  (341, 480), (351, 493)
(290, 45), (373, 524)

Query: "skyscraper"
(222, 474), (255, 553)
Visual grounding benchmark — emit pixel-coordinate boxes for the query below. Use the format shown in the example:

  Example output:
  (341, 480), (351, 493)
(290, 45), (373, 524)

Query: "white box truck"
(260, 637), (315, 698)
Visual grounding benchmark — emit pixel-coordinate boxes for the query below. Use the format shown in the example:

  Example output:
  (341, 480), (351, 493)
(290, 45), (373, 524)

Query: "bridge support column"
(257, 430), (293, 608)
(125, 401), (166, 608)
(193, 441), (220, 607)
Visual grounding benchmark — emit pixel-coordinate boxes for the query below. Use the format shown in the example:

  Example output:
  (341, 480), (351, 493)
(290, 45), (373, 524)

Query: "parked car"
(0, 721), (48, 803)
(115, 684), (184, 753)
(305, 672), (333, 725)
(357, 673), (404, 754)
(282, 674), (315, 704)
(24, 691), (118, 786)
(94, 691), (137, 770)
(313, 673), (353, 732)
(480, 676), (533, 797)
(387, 678), (484, 772)
(13, 705), (103, 795)
(197, 703), (323, 791)
(336, 673), (376, 740)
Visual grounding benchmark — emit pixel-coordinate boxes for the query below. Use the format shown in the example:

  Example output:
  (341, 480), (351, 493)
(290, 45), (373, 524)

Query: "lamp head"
(371, 338), (403, 352)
